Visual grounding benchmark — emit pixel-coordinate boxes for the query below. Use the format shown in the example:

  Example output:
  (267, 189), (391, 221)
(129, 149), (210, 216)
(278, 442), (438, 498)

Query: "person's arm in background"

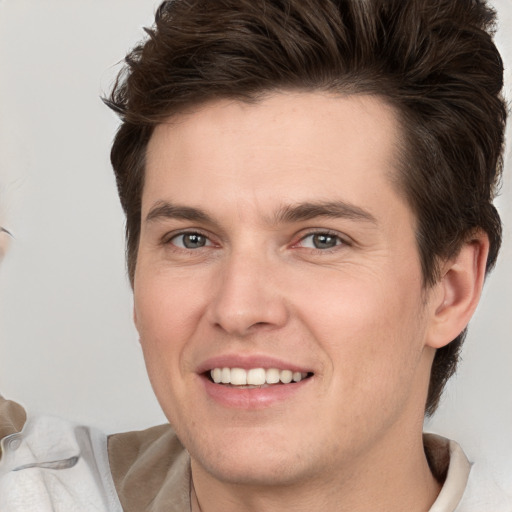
(0, 227), (11, 263)
(0, 229), (27, 447)
(0, 396), (26, 443)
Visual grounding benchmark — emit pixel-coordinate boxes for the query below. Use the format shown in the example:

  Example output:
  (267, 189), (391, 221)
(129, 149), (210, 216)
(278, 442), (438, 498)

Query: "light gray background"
(0, 0), (511, 486)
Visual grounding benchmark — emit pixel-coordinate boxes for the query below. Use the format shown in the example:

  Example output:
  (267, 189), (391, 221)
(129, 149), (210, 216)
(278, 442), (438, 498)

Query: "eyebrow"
(274, 201), (377, 225)
(146, 202), (215, 224)
(0, 227), (12, 237)
(145, 200), (377, 226)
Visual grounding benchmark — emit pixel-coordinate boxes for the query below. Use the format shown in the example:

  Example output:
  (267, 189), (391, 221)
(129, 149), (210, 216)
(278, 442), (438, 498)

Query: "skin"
(134, 92), (488, 512)
(0, 227), (11, 262)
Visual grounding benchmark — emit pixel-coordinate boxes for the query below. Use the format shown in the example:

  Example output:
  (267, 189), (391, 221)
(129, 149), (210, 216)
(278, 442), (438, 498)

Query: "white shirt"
(0, 415), (510, 511)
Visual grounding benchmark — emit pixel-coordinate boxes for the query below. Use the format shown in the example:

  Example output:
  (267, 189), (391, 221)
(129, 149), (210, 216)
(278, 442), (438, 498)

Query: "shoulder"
(0, 397), (191, 511)
(424, 433), (512, 512)
(108, 424), (190, 512)
(0, 408), (122, 511)
(455, 459), (512, 512)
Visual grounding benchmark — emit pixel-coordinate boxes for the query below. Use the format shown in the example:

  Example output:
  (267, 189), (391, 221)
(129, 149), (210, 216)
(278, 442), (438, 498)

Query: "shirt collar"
(424, 433), (472, 512)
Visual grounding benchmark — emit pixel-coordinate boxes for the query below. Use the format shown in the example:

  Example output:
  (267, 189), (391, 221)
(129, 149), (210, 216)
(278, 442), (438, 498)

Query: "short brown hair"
(105, 0), (506, 415)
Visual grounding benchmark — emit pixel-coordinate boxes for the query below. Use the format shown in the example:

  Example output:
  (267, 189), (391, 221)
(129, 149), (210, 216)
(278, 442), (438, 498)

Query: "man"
(0, 0), (509, 510)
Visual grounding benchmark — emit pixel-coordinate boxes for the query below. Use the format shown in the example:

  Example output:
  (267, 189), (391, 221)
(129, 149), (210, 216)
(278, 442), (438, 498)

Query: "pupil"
(184, 234), (205, 248)
(313, 234), (336, 249)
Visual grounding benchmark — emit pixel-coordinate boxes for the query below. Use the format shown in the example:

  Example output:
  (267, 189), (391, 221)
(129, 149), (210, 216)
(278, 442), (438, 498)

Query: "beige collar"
(424, 433), (472, 512)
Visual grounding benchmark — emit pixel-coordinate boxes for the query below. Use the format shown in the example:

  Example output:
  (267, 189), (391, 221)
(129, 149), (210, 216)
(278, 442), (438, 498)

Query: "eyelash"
(164, 230), (214, 250)
(163, 229), (349, 253)
(293, 230), (349, 252)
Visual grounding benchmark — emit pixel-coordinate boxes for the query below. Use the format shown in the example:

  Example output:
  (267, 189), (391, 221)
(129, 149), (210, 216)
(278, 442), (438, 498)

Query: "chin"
(186, 428), (313, 487)
(194, 452), (307, 487)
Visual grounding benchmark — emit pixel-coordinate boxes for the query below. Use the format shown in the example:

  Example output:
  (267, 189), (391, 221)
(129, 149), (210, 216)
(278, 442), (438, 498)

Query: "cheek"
(133, 272), (205, 381)
(295, 269), (427, 394)
(135, 266), (205, 335)
(298, 268), (422, 340)
(133, 273), (208, 426)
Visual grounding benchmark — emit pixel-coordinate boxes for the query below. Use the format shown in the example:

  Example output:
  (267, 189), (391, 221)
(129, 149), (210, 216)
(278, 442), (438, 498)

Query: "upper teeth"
(210, 367), (308, 386)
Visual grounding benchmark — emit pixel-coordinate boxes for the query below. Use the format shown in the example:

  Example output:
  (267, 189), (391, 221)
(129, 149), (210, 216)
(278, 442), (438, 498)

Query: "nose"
(206, 250), (289, 337)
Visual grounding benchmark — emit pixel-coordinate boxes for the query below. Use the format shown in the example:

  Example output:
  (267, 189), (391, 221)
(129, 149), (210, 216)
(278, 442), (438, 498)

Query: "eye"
(298, 232), (343, 250)
(169, 232), (211, 249)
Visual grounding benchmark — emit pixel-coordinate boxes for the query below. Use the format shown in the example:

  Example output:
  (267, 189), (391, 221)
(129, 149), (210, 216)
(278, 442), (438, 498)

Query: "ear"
(426, 231), (490, 349)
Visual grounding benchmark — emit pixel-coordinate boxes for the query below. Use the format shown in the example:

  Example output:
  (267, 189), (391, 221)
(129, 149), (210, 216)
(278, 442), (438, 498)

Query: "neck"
(190, 427), (441, 512)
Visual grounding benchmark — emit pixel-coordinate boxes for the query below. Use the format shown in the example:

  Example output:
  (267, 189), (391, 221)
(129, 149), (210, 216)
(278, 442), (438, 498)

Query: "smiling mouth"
(207, 367), (313, 388)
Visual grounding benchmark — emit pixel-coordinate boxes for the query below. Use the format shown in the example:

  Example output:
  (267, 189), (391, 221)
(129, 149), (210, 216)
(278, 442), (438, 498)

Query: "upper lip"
(196, 354), (313, 374)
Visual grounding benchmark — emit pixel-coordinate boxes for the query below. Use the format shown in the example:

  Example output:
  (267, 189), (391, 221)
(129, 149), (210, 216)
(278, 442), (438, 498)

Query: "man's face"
(134, 92), (439, 487)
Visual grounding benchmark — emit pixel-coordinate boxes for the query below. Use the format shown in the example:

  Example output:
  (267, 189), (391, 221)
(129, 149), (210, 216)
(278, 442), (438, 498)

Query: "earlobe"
(426, 232), (490, 349)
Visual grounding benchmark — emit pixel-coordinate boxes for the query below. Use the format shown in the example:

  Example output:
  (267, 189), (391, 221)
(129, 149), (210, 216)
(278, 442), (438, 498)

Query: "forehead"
(143, 92), (406, 222)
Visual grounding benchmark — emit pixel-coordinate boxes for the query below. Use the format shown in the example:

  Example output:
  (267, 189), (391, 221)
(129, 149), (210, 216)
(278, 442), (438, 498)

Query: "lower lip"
(200, 375), (311, 409)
